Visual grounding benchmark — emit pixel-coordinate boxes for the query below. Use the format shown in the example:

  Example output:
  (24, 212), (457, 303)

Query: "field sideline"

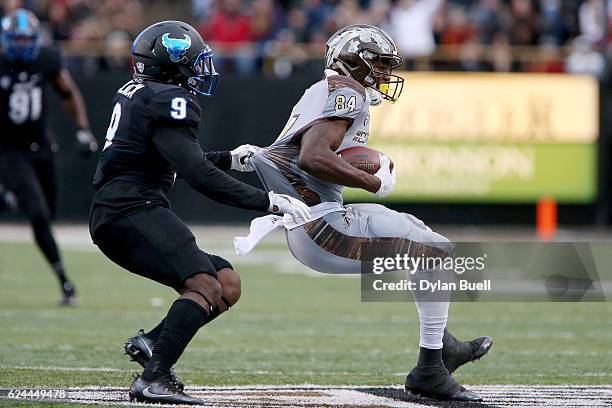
(0, 224), (611, 407)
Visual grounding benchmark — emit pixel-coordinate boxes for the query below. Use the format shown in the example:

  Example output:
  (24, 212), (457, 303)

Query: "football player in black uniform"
(0, 9), (98, 305)
(89, 21), (310, 405)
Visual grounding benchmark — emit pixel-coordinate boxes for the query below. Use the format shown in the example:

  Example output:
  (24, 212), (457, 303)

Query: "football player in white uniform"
(232, 25), (492, 401)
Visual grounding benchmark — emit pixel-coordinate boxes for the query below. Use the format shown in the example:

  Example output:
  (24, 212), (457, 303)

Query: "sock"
(31, 219), (68, 287)
(145, 318), (166, 342)
(417, 346), (444, 366)
(411, 269), (450, 349)
(203, 306), (221, 326)
(51, 261), (68, 287)
(415, 302), (448, 349)
(32, 219), (61, 266)
(146, 304), (221, 343)
(142, 298), (207, 381)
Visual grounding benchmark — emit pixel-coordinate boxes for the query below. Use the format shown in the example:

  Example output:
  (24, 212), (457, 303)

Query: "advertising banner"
(344, 73), (599, 203)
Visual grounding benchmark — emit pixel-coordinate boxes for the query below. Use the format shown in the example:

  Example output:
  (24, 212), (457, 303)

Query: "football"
(338, 146), (393, 174)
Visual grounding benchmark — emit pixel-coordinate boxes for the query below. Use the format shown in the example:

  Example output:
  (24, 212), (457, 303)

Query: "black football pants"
(0, 146), (61, 266)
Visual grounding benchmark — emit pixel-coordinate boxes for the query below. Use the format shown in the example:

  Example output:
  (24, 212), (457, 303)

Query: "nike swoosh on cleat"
(142, 387), (174, 398)
(141, 338), (152, 355)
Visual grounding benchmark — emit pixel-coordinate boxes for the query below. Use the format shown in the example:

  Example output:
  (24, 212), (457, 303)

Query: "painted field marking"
(1, 385), (611, 408)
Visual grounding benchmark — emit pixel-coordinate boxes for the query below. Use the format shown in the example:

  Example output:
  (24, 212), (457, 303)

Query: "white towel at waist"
(234, 201), (344, 255)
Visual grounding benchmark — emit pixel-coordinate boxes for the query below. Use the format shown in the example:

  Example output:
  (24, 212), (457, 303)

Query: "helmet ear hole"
(362, 50), (377, 61)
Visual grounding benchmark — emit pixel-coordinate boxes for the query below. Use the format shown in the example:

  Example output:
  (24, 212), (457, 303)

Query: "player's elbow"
(297, 155), (312, 172)
(181, 163), (213, 192)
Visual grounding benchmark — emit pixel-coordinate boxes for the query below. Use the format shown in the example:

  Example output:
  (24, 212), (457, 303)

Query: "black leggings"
(0, 148), (60, 265)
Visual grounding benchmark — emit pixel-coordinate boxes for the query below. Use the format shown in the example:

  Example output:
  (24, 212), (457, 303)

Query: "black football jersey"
(90, 80), (202, 231)
(0, 47), (62, 149)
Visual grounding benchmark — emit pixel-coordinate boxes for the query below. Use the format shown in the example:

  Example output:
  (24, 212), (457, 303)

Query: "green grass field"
(1, 238), (611, 407)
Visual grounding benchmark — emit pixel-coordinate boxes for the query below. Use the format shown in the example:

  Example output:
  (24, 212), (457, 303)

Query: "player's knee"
(217, 268), (241, 307)
(182, 273), (222, 309)
(437, 237), (455, 257)
(419, 228), (454, 258)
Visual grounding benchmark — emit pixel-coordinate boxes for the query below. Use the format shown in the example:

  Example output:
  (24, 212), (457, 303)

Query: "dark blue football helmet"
(1, 8), (41, 62)
(131, 21), (219, 96)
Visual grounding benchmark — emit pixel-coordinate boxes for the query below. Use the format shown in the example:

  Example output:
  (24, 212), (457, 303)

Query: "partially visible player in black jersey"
(0, 9), (98, 305)
(90, 21), (310, 405)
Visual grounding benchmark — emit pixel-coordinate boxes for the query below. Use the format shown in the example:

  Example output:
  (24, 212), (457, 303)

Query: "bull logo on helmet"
(161, 33), (191, 62)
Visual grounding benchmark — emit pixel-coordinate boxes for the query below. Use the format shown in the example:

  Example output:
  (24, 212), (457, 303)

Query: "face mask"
(188, 47), (219, 96)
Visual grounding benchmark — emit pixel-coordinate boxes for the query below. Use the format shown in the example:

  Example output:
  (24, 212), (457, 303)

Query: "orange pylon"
(537, 196), (557, 241)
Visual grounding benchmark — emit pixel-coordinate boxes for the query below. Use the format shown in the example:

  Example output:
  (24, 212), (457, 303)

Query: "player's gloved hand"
(268, 191), (312, 223)
(373, 153), (396, 197)
(76, 129), (98, 157)
(0, 184), (17, 212)
(231, 144), (261, 172)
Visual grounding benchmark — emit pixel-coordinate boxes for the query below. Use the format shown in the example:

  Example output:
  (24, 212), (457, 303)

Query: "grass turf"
(1, 241), (611, 396)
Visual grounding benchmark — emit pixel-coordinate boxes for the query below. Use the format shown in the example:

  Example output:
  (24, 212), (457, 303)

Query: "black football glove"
(76, 129), (98, 157)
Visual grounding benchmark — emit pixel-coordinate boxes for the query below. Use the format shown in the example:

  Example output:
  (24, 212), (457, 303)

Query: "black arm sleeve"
(205, 151), (232, 170)
(153, 126), (269, 212)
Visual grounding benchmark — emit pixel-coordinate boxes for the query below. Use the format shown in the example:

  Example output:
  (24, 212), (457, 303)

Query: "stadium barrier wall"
(1, 72), (609, 225)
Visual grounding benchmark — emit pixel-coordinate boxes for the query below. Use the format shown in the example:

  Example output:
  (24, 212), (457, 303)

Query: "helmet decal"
(16, 9), (29, 31)
(326, 25), (397, 66)
(326, 28), (358, 66)
(359, 30), (372, 43)
(161, 33), (191, 62)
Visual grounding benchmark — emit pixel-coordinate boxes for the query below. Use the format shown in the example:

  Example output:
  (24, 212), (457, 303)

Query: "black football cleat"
(442, 328), (493, 373)
(129, 374), (203, 405)
(405, 364), (482, 401)
(124, 330), (154, 368)
(124, 330), (185, 391)
(59, 281), (77, 306)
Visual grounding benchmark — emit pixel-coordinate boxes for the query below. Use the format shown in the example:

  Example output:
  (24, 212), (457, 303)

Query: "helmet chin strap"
(332, 59), (383, 105)
(333, 60), (353, 79)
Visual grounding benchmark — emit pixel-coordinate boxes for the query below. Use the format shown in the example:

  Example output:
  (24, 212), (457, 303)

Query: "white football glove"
(373, 153), (396, 197)
(268, 191), (312, 224)
(76, 129), (98, 156)
(230, 144), (262, 172)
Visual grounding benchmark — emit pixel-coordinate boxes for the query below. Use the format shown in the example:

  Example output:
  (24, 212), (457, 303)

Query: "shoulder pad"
(148, 87), (201, 128)
(323, 77), (367, 123)
(144, 81), (186, 95)
(327, 75), (366, 99)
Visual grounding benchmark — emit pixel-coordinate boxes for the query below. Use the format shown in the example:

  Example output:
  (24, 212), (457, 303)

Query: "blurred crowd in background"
(1, 0), (610, 79)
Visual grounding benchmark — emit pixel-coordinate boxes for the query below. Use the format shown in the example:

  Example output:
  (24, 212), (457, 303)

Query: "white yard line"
(1, 384), (611, 408)
(7, 364), (608, 379)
